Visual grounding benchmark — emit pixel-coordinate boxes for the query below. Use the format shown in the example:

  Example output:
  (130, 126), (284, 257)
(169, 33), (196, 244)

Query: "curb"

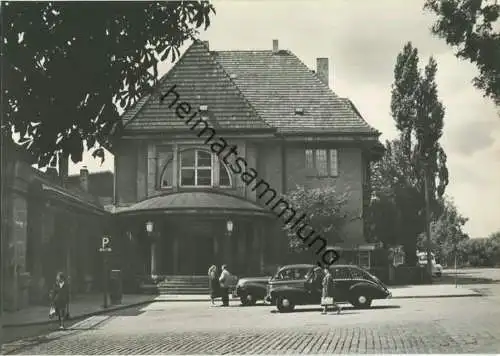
(3, 299), (156, 328)
(390, 293), (483, 299)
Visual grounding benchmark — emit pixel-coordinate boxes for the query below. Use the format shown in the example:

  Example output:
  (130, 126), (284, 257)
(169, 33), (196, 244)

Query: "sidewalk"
(388, 284), (482, 299)
(2, 294), (156, 328)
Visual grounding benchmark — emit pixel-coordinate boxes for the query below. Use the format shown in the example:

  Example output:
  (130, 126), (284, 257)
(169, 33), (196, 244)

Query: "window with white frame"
(305, 148), (339, 177)
(180, 149), (212, 187)
(219, 160), (231, 187)
(160, 148), (232, 188)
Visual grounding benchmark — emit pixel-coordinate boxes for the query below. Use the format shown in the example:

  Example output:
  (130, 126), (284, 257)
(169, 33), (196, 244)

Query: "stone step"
(161, 275), (208, 280)
(158, 288), (209, 295)
(159, 280), (209, 285)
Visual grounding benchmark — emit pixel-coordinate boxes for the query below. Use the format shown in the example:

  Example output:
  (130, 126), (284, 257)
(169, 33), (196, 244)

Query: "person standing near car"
(208, 265), (220, 305)
(219, 264), (231, 307)
(321, 267), (341, 315)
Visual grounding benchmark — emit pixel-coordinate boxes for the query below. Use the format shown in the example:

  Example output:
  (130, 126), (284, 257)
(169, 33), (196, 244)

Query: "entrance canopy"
(115, 190), (275, 218)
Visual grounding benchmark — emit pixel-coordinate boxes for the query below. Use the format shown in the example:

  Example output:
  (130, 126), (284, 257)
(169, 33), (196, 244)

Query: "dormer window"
(199, 105), (208, 112)
(295, 108), (304, 115)
(160, 148), (233, 189)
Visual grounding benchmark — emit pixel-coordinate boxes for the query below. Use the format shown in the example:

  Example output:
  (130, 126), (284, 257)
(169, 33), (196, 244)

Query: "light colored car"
(417, 251), (443, 277)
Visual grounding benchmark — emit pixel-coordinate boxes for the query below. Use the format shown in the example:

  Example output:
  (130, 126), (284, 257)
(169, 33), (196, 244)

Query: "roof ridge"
(122, 40), (198, 129)
(215, 49), (274, 53)
(206, 44), (274, 130)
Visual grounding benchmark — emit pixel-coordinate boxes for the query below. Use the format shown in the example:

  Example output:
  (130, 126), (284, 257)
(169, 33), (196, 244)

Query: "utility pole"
(423, 163), (433, 283)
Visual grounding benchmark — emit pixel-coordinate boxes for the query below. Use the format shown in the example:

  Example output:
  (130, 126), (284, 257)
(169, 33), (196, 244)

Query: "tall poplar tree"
(384, 42), (449, 266)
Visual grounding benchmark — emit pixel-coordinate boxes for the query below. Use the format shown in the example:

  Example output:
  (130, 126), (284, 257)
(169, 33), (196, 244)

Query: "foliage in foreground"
(424, 0), (500, 106)
(2, 1), (216, 167)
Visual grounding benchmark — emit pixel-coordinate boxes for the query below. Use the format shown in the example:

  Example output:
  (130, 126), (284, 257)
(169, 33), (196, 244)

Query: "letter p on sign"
(99, 236), (112, 252)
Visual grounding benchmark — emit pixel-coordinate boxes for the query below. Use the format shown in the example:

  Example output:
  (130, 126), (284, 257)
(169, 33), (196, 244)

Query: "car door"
(303, 268), (323, 303)
(330, 267), (353, 302)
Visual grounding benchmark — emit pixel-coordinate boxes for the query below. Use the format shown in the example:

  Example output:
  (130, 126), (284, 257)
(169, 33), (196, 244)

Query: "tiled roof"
(116, 190), (274, 216)
(120, 40), (378, 135)
(214, 50), (377, 134)
(121, 41), (272, 133)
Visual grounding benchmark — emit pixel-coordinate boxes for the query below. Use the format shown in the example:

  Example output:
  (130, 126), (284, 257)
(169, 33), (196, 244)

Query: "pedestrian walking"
(50, 272), (70, 329)
(321, 267), (341, 315)
(219, 264), (232, 307)
(208, 265), (220, 305)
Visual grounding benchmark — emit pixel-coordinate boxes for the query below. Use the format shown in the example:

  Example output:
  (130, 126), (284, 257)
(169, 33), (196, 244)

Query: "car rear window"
(349, 267), (374, 281)
(275, 268), (310, 280)
(330, 267), (351, 279)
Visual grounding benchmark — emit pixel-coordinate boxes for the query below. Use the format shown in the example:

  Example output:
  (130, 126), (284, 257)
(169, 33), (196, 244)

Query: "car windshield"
(274, 267), (310, 280)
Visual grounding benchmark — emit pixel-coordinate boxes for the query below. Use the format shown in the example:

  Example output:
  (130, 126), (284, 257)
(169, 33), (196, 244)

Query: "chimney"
(272, 39), (279, 54)
(202, 41), (209, 50)
(316, 58), (329, 87)
(79, 166), (89, 192)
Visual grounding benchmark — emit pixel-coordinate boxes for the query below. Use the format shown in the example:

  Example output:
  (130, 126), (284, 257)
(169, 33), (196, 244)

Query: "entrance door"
(192, 235), (214, 275)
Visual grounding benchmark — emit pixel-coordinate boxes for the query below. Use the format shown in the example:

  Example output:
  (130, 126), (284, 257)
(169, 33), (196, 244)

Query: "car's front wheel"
(240, 292), (257, 306)
(351, 293), (372, 309)
(276, 296), (295, 313)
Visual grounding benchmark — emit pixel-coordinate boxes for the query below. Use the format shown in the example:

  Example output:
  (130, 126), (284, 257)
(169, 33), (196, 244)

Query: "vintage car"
(417, 251), (443, 277)
(232, 276), (271, 306)
(265, 264), (392, 313)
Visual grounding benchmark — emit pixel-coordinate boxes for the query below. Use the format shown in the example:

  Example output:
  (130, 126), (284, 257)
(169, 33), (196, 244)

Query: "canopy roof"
(115, 190), (275, 218)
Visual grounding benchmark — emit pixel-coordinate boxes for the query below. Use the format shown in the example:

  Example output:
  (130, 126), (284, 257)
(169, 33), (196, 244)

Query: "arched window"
(160, 159), (174, 188)
(219, 160), (232, 187)
(160, 148), (233, 188)
(180, 149), (213, 187)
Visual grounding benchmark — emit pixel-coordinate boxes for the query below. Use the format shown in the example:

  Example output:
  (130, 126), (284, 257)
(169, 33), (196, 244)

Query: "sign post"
(99, 236), (112, 309)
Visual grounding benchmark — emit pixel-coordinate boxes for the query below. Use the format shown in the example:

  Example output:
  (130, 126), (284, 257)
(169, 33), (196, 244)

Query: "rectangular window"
(329, 149), (338, 177)
(305, 148), (339, 177)
(180, 168), (195, 186)
(315, 149), (328, 176)
(181, 150), (195, 167)
(197, 168), (212, 186)
(305, 149), (314, 170)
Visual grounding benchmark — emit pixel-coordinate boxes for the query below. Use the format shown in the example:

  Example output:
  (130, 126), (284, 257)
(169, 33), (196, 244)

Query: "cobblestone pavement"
(4, 294), (500, 354)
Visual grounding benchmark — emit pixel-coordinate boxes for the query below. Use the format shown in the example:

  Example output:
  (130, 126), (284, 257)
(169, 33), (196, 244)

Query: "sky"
(69, 0), (500, 238)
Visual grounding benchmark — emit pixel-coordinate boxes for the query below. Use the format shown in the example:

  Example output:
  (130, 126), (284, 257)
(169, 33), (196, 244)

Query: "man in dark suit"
(51, 272), (69, 329)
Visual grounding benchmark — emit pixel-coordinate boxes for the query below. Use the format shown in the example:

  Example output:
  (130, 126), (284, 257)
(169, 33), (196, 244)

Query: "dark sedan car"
(233, 276), (270, 306)
(265, 264), (392, 313)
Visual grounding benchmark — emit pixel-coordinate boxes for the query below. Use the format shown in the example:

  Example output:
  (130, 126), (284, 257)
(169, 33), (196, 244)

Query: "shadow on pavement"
(106, 306), (147, 317)
(270, 305), (400, 314)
